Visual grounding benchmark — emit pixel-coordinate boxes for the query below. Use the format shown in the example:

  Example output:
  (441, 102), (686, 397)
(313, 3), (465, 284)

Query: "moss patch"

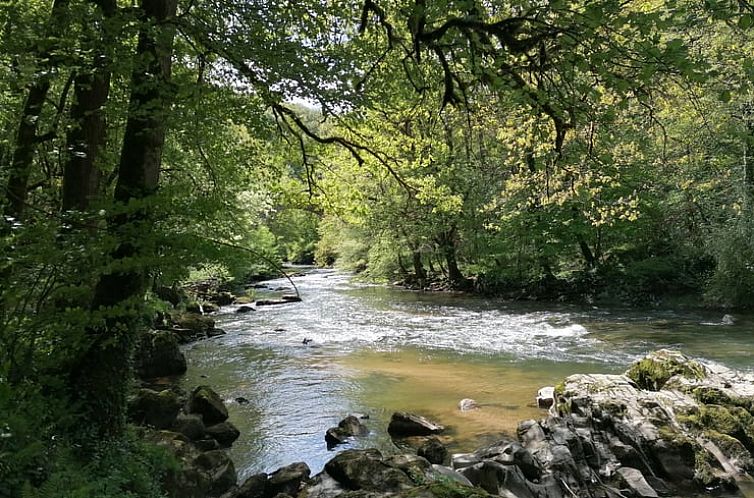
(403, 481), (490, 498)
(625, 352), (706, 391)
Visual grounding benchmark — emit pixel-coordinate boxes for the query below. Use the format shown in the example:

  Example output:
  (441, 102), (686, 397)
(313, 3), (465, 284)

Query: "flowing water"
(180, 269), (754, 482)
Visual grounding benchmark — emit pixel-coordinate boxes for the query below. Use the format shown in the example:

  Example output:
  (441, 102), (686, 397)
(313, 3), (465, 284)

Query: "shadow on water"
(180, 269), (754, 486)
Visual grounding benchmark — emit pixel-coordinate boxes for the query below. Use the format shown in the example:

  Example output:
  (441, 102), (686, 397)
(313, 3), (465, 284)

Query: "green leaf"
(739, 14), (753, 29)
(719, 90), (732, 103)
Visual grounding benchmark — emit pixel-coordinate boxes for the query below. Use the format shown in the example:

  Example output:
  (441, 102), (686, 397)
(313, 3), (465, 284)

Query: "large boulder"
(150, 431), (236, 498)
(267, 462), (311, 497)
(188, 385), (229, 425)
(173, 412), (205, 441)
(134, 331), (187, 379)
(388, 412), (444, 437)
(128, 388), (182, 429)
(324, 449), (413, 492)
(206, 421), (241, 448)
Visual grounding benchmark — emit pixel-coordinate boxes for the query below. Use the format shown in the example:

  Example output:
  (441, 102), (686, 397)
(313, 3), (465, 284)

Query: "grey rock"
(324, 449), (413, 492)
(206, 421), (241, 447)
(188, 385), (229, 425)
(417, 437), (447, 465)
(458, 398), (479, 411)
(134, 331), (187, 379)
(173, 413), (205, 441)
(536, 386), (555, 409)
(128, 388), (182, 429)
(388, 412), (444, 437)
(616, 467), (659, 497)
(267, 462), (311, 497)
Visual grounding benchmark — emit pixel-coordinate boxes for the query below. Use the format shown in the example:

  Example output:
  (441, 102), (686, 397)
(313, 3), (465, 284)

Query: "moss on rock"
(625, 350), (706, 391)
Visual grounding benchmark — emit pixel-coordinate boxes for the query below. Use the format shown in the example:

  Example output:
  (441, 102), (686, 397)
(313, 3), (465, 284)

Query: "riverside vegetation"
(2, 0), (754, 497)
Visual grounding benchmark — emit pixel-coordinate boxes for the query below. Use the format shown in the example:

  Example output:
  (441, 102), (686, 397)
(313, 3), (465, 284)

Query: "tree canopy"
(1, 0), (754, 496)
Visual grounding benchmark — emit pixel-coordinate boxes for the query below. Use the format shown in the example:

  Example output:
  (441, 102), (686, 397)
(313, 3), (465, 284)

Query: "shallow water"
(180, 269), (754, 482)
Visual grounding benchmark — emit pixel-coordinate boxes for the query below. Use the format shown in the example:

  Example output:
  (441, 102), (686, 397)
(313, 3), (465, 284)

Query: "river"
(180, 269), (754, 482)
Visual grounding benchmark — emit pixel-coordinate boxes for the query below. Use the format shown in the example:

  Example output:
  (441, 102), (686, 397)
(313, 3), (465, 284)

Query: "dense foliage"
(1, 0), (753, 496)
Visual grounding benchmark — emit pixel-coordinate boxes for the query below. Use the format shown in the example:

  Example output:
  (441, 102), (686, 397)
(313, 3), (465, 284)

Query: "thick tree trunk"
(74, 0), (177, 440)
(2, 0), (69, 219)
(61, 0), (117, 211)
(437, 228), (464, 287)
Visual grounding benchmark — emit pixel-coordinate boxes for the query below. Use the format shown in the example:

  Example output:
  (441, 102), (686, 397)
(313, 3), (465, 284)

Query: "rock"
(194, 437), (221, 452)
(536, 386), (555, 409)
(324, 449), (413, 492)
(233, 473), (268, 498)
(339, 415), (369, 436)
(128, 388), (182, 429)
(384, 454), (432, 483)
(206, 421), (241, 447)
(281, 294), (302, 302)
(236, 396), (250, 404)
(256, 299), (291, 306)
(459, 460), (541, 498)
(151, 432), (235, 498)
(171, 313), (216, 343)
(616, 467), (658, 497)
(236, 306), (255, 314)
(430, 465), (473, 487)
(267, 462), (310, 496)
(208, 328), (226, 337)
(722, 314), (736, 325)
(451, 453), (481, 470)
(325, 428), (347, 447)
(388, 412), (444, 437)
(188, 385), (229, 425)
(210, 292), (236, 306)
(458, 399), (479, 411)
(203, 302), (220, 314)
(195, 449), (238, 496)
(418, 437), (447, 465)
(134, 331), (187, 378)
(474, 441), (542, 481)
(173, 412), (205, 440)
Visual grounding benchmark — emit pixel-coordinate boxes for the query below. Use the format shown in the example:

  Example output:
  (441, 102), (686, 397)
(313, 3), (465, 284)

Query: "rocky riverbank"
(131, 284), (754, 498)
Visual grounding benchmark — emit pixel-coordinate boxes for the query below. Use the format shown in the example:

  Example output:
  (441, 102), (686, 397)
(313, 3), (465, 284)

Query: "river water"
(180, 269), (754, 481)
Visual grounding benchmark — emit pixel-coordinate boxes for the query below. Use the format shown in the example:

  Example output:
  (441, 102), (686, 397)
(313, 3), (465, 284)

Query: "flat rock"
(388, 412), (444, 437)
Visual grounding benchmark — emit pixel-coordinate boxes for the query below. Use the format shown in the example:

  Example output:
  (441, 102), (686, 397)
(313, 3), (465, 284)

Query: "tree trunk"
(2, 0), (69, 219)
(578, 237), (596, 268)
(437, 228), (464, 287)
(412, 250), (427, 287)
(74, 0), (177, 440)
(61, 0), (117, 211)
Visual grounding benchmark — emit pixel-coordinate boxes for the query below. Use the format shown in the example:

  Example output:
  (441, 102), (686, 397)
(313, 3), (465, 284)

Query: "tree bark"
(61, 0), (118, 211)
(437, 228), (464, 287)
(74, 0), (178, 440)
(2, 0), (69, 219)
(412, 250), (427, 287)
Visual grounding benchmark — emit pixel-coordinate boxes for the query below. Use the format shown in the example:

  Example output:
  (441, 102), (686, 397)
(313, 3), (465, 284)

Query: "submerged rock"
(458, 398), (479, 411)
(388, 412), (444, 437)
